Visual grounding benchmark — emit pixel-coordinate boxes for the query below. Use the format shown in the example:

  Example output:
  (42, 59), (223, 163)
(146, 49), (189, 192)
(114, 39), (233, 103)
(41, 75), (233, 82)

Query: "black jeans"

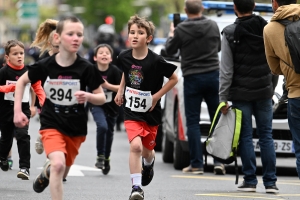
(0, 122), (30, 169)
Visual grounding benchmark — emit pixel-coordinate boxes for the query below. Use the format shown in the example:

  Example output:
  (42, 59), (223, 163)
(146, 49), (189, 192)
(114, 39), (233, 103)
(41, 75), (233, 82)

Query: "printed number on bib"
(44, 79), (80, 106)
(125, 86), (152, 112)
(4, 80), (30, 102)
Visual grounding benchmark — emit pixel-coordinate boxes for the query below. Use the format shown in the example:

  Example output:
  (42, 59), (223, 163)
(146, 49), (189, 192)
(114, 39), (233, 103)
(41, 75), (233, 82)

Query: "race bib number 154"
(125, 86), (152, 112)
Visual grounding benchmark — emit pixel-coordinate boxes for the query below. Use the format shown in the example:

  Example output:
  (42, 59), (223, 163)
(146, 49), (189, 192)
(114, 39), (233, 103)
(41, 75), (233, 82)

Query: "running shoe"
(95, 155), (105, 169)
(0, 158), (9, 171)
(17, 168), (30, 180)
(129, 185), (144, 200)
(35, 135), (44, 154)
(141, 157), (155, 186)
(102, 158), (110, 175)
(33, 159), (50, 193)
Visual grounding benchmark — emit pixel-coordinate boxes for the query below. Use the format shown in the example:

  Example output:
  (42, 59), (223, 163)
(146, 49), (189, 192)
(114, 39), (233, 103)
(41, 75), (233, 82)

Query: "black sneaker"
(33, 159), (50, 193)
(17, 168), (30, 180)
(0, 158), (9, 171)
(128, 185), (144, 200)
(141, 157), (155, 186)
(237, 181), (256, 192)
(265, 185), (279, 193)
(95, 155), (105, 169)
(102, 158), (110, 175)
(63, 178), (67, 182)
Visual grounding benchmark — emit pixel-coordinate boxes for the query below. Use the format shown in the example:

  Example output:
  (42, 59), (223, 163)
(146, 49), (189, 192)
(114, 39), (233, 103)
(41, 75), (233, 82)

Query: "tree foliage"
(64, 0), (137, 32)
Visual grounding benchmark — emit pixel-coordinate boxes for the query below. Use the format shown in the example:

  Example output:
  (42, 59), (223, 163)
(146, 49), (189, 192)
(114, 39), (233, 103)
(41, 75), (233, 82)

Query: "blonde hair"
(30, 19), (58, 56)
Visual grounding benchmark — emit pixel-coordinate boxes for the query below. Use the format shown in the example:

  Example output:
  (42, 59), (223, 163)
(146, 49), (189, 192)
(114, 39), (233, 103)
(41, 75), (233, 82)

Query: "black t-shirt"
(92, 64), (122, 117)
(27, 54), (104, 136)
(0, 65), (30, 122)
(117, 49), (177, 126)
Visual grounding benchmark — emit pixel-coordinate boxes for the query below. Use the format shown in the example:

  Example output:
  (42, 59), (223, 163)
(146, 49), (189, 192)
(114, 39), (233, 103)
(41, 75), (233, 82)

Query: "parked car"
(156, 2), (294, 170)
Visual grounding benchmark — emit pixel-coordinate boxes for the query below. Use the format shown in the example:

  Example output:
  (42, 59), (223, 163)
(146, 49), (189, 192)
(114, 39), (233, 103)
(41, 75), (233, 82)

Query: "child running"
(114, 15), (178, 200)
(30, 19), (59, 156)
(90, 44), (122, 175)
(13, 16), (106, 200)
(0, 40), (39, 180)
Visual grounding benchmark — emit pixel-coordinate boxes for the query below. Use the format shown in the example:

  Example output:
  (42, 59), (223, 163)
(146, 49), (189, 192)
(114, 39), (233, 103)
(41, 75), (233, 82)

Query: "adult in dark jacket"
(220, 0), (278, 193)
(165, 0), (224, 175)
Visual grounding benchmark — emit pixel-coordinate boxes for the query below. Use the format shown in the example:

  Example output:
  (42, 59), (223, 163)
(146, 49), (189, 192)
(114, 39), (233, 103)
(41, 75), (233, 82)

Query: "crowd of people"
(0, 0), (300, 199)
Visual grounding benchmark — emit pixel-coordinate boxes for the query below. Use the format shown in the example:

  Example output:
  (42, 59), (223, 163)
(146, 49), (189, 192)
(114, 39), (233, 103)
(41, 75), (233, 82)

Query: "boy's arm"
(29, 87), (37, 117)
(14, 71), (31, 127)
(114, 73), (125, 106)
(74, 85), (106, 106)
(102, 79), (120, 92)
(150, 73), (178, 111)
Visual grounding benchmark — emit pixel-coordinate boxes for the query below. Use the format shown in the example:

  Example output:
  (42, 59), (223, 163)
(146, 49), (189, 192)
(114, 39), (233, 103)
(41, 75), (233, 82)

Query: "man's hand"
(220, 102), (230, 115)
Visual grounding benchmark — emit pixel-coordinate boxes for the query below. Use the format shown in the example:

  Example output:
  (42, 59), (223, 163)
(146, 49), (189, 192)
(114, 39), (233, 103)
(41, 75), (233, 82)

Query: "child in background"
(114, 15), (178, 200)
(14, 16), (105, 199)
(30, 19), (59, 155)
(90, 44), (122, 175)
(0, 40), (40, 180)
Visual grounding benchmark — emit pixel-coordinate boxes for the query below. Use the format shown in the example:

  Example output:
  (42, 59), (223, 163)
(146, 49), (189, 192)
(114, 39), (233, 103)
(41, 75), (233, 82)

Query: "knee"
(51, 160), (65, 175)
(130, 141), (143, 154)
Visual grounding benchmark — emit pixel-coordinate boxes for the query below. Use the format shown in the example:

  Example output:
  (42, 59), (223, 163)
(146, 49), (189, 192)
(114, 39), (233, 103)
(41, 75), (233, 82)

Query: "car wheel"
(162, 127), (174, 163)
(154, 125), (162, 152)
(173, 105), (190, 170)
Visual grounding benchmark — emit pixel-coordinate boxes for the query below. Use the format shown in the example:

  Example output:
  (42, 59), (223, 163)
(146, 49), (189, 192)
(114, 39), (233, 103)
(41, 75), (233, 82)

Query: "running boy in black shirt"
(14, 16), (106, 199)
(90, 44), (122, 174)
(115, 15), (178, 200)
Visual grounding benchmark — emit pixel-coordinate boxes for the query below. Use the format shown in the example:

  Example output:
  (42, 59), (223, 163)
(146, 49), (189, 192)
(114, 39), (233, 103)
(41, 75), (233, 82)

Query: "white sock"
(130, 173), (142, 187)
(143, 157), (154, 166)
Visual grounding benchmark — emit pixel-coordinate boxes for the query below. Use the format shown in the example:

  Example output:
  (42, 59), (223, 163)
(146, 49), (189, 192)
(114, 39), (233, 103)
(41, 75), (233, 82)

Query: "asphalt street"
(1, 113), (300, 200)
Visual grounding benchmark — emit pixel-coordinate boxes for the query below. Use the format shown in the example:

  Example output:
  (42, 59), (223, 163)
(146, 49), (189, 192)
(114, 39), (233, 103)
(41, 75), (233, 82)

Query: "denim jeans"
(233, 99), (277, 186)
(287, 98), (300, 179)
(90, 106), (117, 159)
(184, 70), (220, 168)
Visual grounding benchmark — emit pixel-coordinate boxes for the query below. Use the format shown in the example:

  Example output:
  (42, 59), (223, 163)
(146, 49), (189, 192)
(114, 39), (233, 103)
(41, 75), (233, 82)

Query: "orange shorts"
(39, 129), (86, 166)
(124, 120), (159, 150)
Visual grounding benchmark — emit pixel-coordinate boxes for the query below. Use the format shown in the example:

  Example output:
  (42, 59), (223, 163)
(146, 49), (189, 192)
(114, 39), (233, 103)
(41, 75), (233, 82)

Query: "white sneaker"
(35, 135), (44, 154)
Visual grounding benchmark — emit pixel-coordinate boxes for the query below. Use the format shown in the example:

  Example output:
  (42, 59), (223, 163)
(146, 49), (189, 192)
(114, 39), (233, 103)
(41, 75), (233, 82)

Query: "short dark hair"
(4, 40), (24, 55)
(276, 0), (297, 6)
(185, 0), (202, 15)
(233, 0), (254, 14)
(127, 15), (155, 38)
(94, 43), (114, 56)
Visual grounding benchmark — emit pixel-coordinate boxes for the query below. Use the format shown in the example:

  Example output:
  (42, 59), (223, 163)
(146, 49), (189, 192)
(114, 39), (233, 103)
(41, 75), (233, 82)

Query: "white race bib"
(43, 79), (80, 106)
(125, 86), (152, 112)
(4, 80), (30, 102)
(105, 91), (113, 103)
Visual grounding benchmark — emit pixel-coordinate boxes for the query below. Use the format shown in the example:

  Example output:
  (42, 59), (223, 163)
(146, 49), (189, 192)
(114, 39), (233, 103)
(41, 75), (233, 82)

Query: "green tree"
(64, 0), (137, 32)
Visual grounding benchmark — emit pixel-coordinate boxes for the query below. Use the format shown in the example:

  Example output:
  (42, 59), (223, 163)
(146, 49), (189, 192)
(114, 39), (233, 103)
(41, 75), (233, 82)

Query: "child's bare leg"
(129, 137), (143, 174)
(48, 151), (65, 200)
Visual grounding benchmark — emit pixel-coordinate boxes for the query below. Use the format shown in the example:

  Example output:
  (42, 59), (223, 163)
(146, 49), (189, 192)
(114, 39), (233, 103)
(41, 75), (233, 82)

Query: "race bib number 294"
(125, 86), (152, 112)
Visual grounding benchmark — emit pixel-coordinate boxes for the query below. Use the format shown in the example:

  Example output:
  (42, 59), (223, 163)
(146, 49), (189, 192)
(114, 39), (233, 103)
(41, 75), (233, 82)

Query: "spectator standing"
(264, 0), (300, 179)
(165, 0), (225, 175)
(220, 0), (278, 193)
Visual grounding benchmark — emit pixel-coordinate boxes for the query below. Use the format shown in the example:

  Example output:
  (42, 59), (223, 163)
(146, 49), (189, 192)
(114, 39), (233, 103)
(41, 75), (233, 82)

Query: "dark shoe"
(102, 158), (110, 175)
(63, 178), (67, 182)
(7, 157), (13, 170)
(33, 159), (50, 193)
(237, 181), (256, 192)
(265, 185), (279, 193)
(141, 157), (154, 186)
(95, 155), (105, 169)
(0, 158), (9, 171)
(214, 164), (226, 175)
(17, 168), (30, 180)
(129, 185), (144, 200)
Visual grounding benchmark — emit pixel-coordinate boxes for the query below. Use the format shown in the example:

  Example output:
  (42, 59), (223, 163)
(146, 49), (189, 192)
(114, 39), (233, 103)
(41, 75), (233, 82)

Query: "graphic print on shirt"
(125, 65), (152, 112)
(43, 76), (80, 106)
(4, 80), (30, 102)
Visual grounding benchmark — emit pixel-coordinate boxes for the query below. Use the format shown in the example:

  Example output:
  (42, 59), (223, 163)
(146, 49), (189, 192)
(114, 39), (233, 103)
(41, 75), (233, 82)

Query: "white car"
(156, 4), (294, 170)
